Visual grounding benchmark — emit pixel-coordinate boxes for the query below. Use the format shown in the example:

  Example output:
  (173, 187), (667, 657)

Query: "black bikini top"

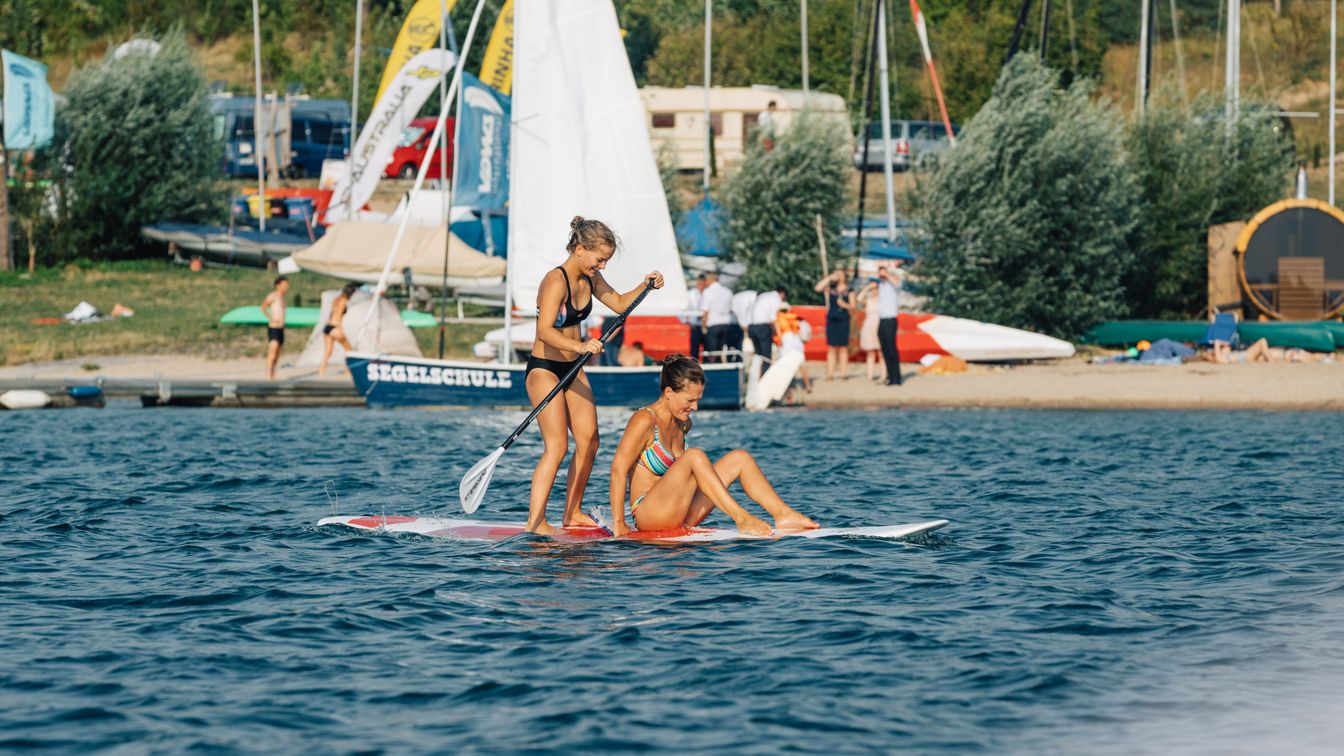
(546, 266), (593, 328)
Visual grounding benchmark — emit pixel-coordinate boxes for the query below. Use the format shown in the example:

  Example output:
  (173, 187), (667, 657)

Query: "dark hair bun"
(570, 216), (585, 230)
(662, 353), (683, 366)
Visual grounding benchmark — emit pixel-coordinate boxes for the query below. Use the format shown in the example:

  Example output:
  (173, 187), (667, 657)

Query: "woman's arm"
(593, 271), (664, 313)
(534, 270), (594, 353)
(813, 271), (837, 293)
(609, 411), (653, 536)
(840, 290), (856, 312)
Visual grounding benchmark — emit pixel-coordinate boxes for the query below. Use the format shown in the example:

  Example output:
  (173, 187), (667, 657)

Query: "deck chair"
(1200, 312), (1239, 347)
(1277, 257), (1326, 320)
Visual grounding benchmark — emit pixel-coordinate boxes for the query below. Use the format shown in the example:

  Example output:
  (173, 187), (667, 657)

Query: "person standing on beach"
(747, 285), (783, 362)
(857, 279), (882, 381)
(685, 273), (708, 360)
(700, 272), (735, 363)
(261, 276), (289, 380)
(815, 268), (855, 380)
(317, 282), (359, 377)
(525, 216), (664, 535)
(876, 265), (903, 386)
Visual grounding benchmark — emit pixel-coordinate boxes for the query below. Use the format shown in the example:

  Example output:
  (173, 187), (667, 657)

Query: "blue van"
(209, 95), (351, 178)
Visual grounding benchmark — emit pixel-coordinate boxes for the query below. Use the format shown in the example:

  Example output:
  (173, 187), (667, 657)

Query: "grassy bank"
(0, 260), (494, 367)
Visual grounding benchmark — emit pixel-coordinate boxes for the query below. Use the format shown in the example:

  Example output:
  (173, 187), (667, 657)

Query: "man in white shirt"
(747, 286), (783, 361)
(684, 273), (708, 360)
(876, 264), (902, 385)
(700, 272), (736, 363)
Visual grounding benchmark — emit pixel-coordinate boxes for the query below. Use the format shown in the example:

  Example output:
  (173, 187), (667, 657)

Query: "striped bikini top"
(637, 407), (677, 476)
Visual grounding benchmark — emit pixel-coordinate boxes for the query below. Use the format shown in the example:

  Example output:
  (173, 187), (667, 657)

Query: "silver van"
(853, 119), (960, 171)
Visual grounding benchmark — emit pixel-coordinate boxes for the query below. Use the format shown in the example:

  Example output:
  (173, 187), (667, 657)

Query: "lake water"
(2, 406), (1341, 753)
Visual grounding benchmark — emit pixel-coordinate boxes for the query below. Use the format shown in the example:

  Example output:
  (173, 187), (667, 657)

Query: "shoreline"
(2, 354), (1341, 411)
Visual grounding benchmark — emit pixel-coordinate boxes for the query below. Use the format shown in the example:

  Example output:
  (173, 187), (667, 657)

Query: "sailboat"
(345, 0), (745, 409)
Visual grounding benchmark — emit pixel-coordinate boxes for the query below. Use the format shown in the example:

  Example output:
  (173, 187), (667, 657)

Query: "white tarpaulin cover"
(509, 0), (688, 315)
(327, 49), (456, 222)
(296, 289), (423, 368)
(293, 222), (505, 287)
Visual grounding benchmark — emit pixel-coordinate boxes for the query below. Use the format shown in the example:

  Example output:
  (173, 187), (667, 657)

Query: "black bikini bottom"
(525, 354), (584, 379)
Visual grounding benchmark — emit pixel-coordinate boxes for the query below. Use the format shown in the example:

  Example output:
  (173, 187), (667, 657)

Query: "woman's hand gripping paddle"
(459, 280), (658, 514)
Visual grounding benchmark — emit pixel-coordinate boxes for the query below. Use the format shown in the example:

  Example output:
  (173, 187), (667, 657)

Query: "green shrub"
(58, 29), (225, 260)
(911, 55), (1139, 340)
(719, 112), (851, 303)
(1126, 93), (1294, 318)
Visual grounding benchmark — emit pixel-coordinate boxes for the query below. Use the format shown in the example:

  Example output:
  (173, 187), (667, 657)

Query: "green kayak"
(220, 306), (439, 329)
(1082, 320), (1338, 351)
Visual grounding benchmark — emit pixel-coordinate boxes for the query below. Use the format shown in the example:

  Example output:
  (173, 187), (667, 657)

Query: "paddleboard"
(316, 515), (948, 543)
(219, 306), (438, 329)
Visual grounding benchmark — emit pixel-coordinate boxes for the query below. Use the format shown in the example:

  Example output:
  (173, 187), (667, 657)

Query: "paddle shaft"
(498, 281), (655, 452)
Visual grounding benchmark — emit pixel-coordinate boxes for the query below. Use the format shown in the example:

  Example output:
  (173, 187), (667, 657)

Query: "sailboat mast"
(876, 0), (897, 241)
(855, 0), (881, 250)
(252, 0), (266, 232)
(1225, 0), (1239, 124)
(801, 0), (810, 95)
(1331, 0), (1338, 205)
(704, 0), (712, 192)
(351, 0), (363, 153)
(1136, 0), (1150, 118)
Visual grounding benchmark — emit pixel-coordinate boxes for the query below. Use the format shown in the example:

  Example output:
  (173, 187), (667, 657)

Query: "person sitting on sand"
(318, 282), (359, 377)
(774, 301), (813, 392)
(618, 340), (656, 367)
(261, 276), (289, 380)
(607, 355), (819, 537)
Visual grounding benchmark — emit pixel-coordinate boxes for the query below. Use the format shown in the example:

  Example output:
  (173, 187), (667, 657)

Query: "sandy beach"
(2, 354), (1341, 410)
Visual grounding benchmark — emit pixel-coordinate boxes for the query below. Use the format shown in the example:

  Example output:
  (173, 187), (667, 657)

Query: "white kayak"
(317, 515), (948, 543)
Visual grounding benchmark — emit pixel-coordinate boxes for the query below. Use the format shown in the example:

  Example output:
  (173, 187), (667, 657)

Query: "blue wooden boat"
(346, 352), (744, 410)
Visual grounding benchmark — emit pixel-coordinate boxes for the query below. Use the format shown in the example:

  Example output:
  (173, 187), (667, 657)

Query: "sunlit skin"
(525, 241), (664, 536)
(608, 378), (820, 537)
(261, 279), (289, 380)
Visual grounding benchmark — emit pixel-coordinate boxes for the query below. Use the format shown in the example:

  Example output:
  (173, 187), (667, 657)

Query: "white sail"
(509, 0), (689, 315)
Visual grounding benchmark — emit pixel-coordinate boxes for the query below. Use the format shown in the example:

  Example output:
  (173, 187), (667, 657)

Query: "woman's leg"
(825, 346), (837, 380)
(839, 344), (849, 379)
(318, 334), (334, 376)
(335, 326), (352, 350)
(559, 372), (600, 527)
(682, 450), (818, 529)
(634, 448), (771, 535)
(525, 369), (570, 535)
(866, 350), (878, 380)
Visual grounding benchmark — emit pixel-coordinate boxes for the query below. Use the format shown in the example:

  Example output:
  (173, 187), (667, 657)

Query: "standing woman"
(857, 279), (882, 381)
(526, 216), (664, 535)
(815, 269), (855, 380)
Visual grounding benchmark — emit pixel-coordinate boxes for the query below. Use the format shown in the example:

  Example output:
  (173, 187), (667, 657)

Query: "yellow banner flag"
(478, 0), (514, 95)
(374, 0), (458, 106)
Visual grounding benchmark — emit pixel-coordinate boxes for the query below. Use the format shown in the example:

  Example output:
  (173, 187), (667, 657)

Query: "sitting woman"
(607, 355), (819, 537)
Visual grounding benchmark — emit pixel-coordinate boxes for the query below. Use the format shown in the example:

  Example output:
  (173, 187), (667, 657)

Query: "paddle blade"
(460, 447), (505, 514)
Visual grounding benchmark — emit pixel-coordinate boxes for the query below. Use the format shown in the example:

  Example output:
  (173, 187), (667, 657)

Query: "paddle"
(459, 279), (658, 514)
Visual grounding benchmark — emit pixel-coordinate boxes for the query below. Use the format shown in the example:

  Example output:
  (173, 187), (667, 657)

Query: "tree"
(58, 29), (225, 260)
(910, 54), (1138, 340)
(719, 113), (852, 303)
(1125, 92), (1294, 318)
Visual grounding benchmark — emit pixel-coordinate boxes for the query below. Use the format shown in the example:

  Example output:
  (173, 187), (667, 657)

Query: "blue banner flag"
(2, 49), (55, 150)
(453, 73), (510, 210)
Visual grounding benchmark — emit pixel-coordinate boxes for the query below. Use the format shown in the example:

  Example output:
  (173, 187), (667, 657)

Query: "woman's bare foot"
(773, 511), (820, 530)
(734, 514), (773, 536)
(527, 520), (557, 536)
(562, 510), (599, 528)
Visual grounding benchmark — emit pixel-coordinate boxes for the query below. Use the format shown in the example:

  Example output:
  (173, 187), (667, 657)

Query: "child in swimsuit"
(523, 216), (664, 536)
(607, 355), (819, 537)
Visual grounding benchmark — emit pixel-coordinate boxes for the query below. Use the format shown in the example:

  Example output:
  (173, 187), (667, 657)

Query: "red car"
(383, 116), (455, 179)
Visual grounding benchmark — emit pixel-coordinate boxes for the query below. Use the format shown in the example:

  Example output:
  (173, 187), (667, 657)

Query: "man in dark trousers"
(876, 265), (902, 385)
(686, 273), (708, 360)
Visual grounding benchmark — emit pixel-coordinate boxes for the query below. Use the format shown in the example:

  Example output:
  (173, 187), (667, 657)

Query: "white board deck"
(317, 515), (948, 543)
